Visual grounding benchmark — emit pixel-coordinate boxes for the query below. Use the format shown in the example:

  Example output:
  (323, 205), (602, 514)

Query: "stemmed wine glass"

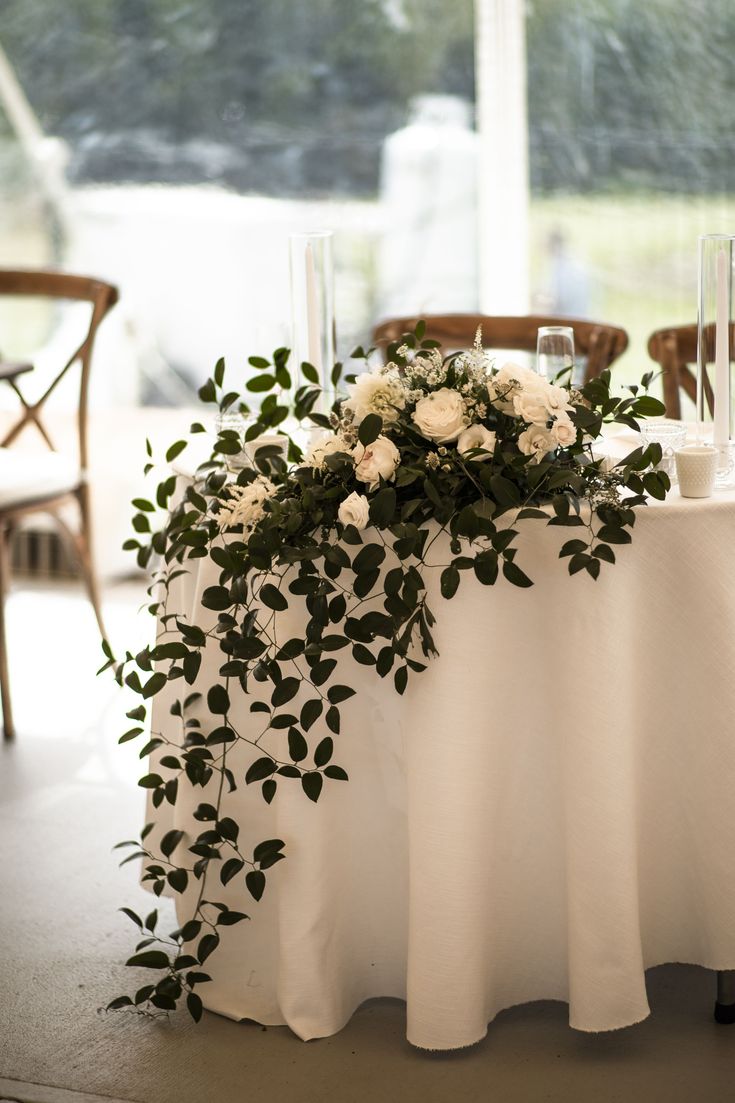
(536, 326), (575, 382)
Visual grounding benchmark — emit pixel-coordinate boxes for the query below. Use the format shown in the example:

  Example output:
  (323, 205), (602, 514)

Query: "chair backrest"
(372, 313), (629, 384)
(647, 323), (714, 420)
(0, 269), (118, 471)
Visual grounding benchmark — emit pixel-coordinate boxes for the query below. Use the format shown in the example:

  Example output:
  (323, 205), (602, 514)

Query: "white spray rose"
(412, 387), (469, 443)
(457, 424), (497, 461)
(513, 390), (551, 426)
(337, 491), (370, 531)
(218, 475), (275, 531)
(543, 383), (575, 416)
(550, 415), (577, 448)
(517, 425), (556, 463)
(304, 432), (348, 472)
(353, 435), (400, 490)
(489, 362), (543, 412)
(344, 369), (407, 426)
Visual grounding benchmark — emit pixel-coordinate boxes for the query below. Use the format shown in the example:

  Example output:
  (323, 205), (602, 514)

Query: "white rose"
(550, 415), (577, 448)
(337, 491), (370, 531)
(517, 425), (556, 464)
(412, 387), (469, 443)
(457, 424), (497, 461)
(543, 383), (575, 416)
(512, 390), (551, 426)
(490, 362), (543, 412)
(304, 432), (348, 472)
(353, 434), (400, 490)
(344, 369), (407, 426)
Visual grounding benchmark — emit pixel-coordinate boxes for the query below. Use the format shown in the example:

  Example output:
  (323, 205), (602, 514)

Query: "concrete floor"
(1, 581), (734, 1103)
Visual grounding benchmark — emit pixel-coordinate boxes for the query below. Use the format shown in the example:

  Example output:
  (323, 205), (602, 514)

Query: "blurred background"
(0, 0), (734, 573)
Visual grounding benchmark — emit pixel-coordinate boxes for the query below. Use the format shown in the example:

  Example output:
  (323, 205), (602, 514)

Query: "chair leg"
(0, 522), (15, 740)
(715, 971), (735, 1024)
(56, 488), (107, 644)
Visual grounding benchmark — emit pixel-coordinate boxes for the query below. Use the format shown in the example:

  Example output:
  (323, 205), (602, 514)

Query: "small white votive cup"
(674, 445), (718, 498)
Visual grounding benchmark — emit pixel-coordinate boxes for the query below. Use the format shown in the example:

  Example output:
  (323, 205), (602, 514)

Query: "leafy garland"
(106, 324), (668, 1020)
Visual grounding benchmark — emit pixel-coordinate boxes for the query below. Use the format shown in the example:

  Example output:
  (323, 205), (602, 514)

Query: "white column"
(475, 0), (530, 314)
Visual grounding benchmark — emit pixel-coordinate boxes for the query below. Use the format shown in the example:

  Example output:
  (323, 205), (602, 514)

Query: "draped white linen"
(146, 490), (735, 1050)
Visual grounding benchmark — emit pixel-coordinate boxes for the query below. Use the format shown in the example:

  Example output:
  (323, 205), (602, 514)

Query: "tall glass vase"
(289, 231), (335, 411)
(697, 234), (735, 482)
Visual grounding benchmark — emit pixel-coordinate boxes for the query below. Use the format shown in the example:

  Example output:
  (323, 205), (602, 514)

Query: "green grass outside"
(530, 192), (735, 406)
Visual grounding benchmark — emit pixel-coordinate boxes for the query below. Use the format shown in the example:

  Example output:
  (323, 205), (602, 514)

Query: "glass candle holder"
(289, 231), (336, 409)
(697, 234), (735, 483)
(639, 421), (687, 483)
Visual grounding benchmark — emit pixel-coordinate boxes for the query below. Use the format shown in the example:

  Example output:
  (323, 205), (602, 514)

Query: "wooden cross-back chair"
(0, 269), (118, 739)
(372, 313), (629, 384)
(646, 322), (733, 420)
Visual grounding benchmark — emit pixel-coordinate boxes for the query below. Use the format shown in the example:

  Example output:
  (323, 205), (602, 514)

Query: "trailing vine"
(104, 324), (668, 1019)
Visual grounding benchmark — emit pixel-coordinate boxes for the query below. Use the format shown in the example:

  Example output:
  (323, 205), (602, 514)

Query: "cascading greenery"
(105, 324), (668, 1020)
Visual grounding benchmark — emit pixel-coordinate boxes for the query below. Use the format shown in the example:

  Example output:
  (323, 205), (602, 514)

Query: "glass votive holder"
(639, 421), (687, 482)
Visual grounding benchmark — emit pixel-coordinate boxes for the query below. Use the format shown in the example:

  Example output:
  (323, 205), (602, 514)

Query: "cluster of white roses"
(219, 343), (581, 535)
(489, 363), (577, 460)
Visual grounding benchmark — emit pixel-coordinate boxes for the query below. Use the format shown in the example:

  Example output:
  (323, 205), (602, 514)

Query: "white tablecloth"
(147, 486), (735, 1050)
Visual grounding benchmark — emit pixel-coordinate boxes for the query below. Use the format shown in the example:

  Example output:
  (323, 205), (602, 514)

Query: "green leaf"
(327, 685), (355, 705)
(301, 362), (320, 385)
(197, 933), (220, 964)
(288, 727), (308, 762)
(260, 584), (288, 611)
(324, 765), (349, 781)
(300, 698), (323, 731)
(245, 757), (276, 784)
(301, 772), (323, 802)
(272, 677), (300, 707)
(207, 685), (230, 715)
(201, 586), (233, 611)
(165, 440), (187, 463)
(221, 858), (245, 886)
(502, 561), (534, 588)
(440, 565), (460, 599)
(369, 487), (396, 526)
(160, 830), (184, 858)
(358, 413), (383, 446)
(474, 551), (498, 586)
(352, 543), (386, 573)
(394, 666), (408, 695)
(142, 672), (166, 699)
(246, 374), (276, 393)
(167, 868), (188, 894)
(597, 525), (632, 545)
(325, 706), (340, 734)
(314, 737), (333, 767)
(126, 951), (170, 970)
(246, 869), (266, 901)
(187, 992), (203, 1022)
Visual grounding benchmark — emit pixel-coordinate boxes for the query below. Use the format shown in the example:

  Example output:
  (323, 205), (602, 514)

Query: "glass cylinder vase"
(697, 234), (735, 482)
(289, 231), (336, 410)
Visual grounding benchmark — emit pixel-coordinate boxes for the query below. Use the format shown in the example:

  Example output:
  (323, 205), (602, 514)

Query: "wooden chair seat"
(372, 313), (629, 384)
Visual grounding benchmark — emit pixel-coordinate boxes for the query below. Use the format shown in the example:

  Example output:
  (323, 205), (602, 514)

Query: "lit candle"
(305, 242), (322, 376)
(714, 246), (730, 452)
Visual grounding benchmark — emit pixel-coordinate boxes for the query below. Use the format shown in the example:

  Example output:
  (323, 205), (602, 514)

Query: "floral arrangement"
(107, 324), (667, 1020)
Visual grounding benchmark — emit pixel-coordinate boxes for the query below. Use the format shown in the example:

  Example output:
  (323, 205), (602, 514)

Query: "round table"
(147, 484), (735, 1049)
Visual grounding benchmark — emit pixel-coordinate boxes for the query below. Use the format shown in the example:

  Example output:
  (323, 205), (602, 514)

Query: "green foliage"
(107, 330), (668, 1022)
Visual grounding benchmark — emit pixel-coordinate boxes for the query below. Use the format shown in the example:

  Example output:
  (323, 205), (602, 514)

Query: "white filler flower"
(218, 475), (275, 531)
